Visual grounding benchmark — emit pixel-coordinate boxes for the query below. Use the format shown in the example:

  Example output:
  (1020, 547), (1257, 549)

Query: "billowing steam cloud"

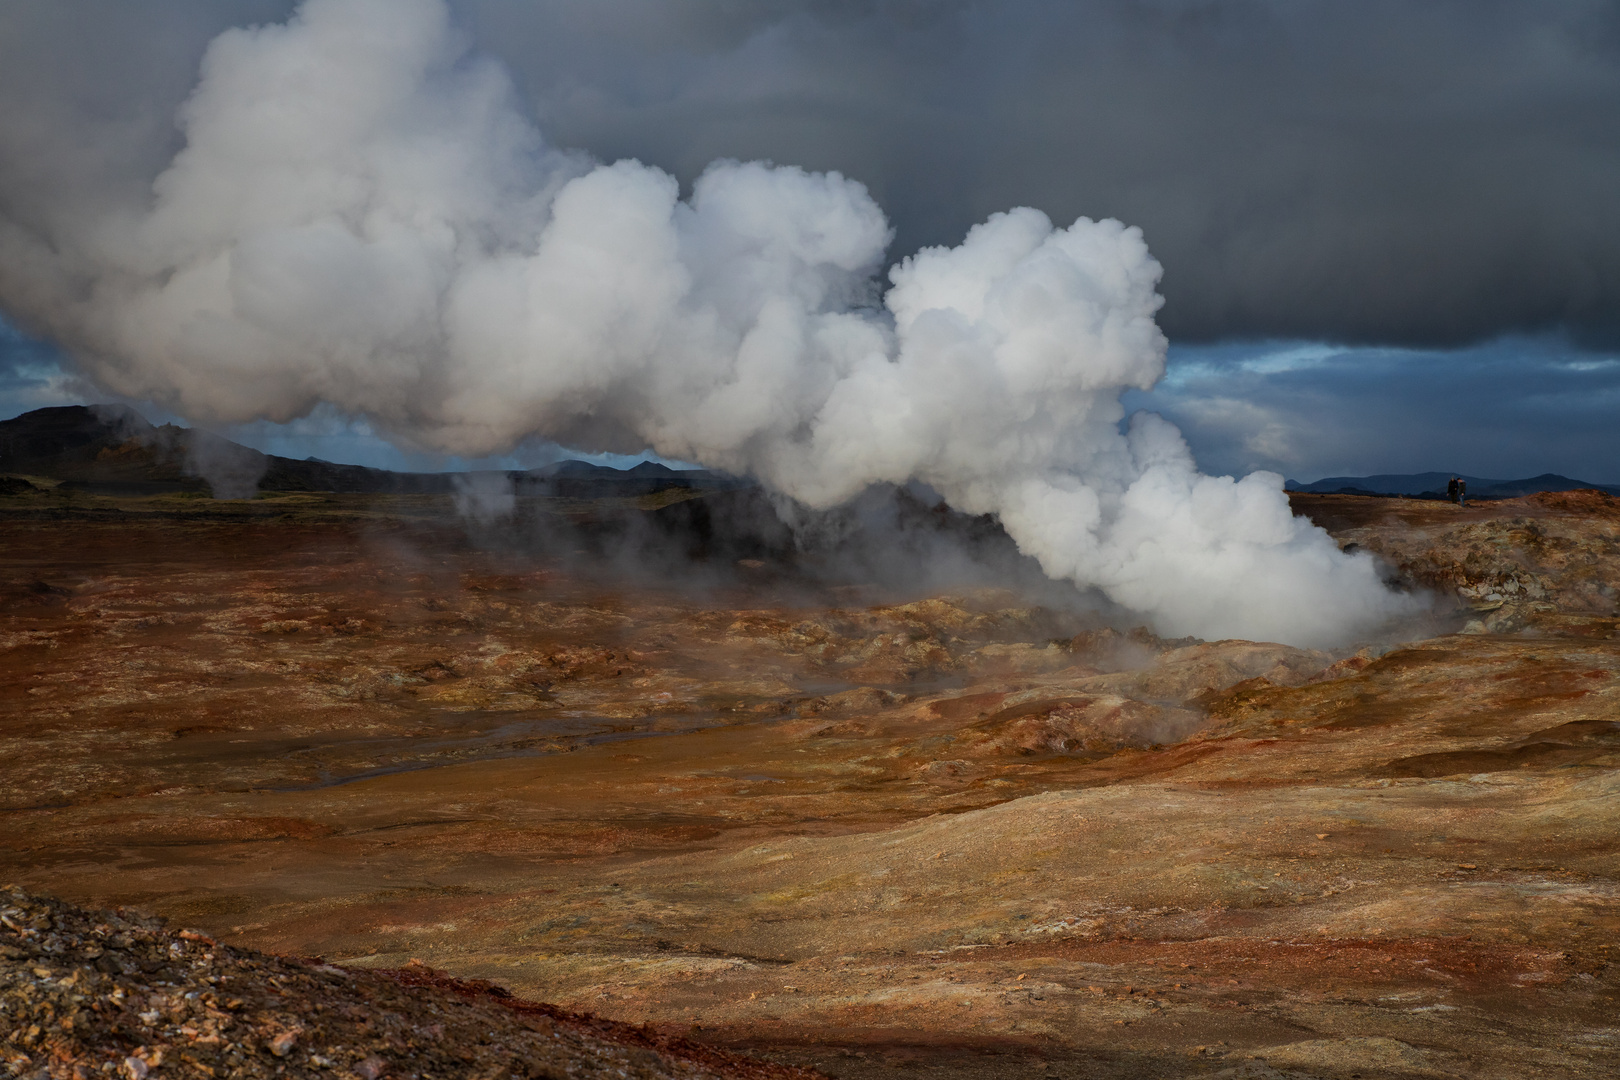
(0, 0), (1417, 647)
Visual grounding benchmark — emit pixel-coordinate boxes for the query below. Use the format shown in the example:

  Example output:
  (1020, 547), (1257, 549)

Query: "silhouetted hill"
(1285, 470), (1620, 499)
(514, 457), (740, 498)
(0, 405), (738, 499)
(1479, 472), (1620, 498)
(0, 405), (447, 496)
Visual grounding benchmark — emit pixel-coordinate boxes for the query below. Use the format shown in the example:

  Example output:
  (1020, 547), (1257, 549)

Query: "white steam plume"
(0, 0), (1417, 647)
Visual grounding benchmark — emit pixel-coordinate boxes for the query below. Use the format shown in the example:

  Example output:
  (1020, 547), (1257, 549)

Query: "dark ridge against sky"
(0, 0), (1617, 481)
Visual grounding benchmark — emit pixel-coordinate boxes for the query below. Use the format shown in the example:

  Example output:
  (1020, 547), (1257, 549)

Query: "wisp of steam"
(0, 0), (1418, 647)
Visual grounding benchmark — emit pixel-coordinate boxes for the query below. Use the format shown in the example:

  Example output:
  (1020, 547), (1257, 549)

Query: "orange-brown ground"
(2, 486), (1617, 1078)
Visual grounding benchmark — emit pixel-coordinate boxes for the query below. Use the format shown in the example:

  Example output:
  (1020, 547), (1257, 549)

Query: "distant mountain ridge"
(10, 406), (1609, 505)
(1286, 470), (1620, 499)
(0, 405), (740, 498)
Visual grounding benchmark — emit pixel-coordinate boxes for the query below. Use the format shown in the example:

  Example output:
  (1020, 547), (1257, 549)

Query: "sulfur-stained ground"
(2, 487), (1617, 1079)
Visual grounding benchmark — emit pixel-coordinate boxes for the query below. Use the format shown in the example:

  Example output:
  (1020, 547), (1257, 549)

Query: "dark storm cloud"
(1, 0), (1617, 347)
(455, 0), (1620, 347)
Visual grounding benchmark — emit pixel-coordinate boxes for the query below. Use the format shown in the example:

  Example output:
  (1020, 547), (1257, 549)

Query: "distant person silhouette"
(1457, 478), (1466, 507)
(1447, 477), (1459, 503)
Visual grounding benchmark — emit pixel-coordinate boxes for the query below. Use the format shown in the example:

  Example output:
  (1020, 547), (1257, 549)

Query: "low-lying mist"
(460, 482), (1093, 606)
(446, 480), (1451, 655)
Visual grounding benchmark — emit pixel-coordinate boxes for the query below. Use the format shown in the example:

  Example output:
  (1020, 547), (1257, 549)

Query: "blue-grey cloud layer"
(1130, 337), (1620, 482)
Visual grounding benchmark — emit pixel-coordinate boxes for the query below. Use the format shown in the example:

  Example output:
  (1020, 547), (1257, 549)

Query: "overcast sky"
(2, 0), (1617, 481)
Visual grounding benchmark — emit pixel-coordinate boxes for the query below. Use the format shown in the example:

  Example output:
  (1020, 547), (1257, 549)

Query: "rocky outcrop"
(1295, 490), (1620, 632)
(0, 886), (813, 1080)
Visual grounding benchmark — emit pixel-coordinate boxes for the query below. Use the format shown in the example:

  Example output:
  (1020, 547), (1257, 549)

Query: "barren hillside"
(2, 486), (1616, 1078)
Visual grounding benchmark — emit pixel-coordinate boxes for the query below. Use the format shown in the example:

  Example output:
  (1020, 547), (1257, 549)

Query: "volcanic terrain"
(1, 468), (1617, 1078)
